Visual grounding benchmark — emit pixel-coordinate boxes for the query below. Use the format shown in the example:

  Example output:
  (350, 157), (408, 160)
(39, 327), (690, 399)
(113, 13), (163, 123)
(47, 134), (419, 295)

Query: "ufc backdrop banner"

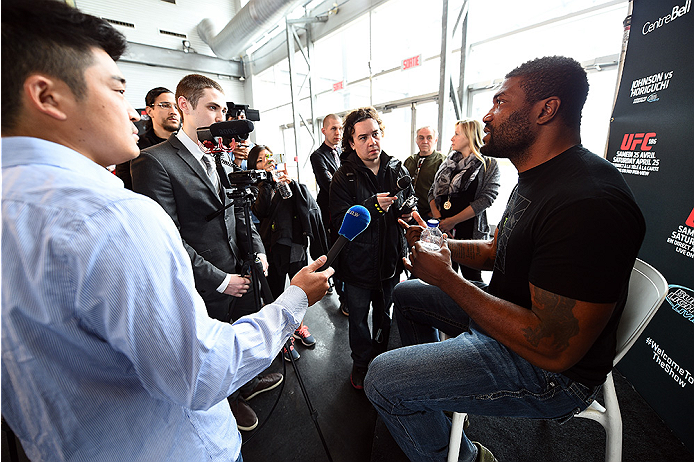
(606, 0), (694, 452)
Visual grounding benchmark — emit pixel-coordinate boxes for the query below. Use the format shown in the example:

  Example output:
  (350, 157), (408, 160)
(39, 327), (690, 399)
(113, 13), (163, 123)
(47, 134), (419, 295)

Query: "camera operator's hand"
(231, 140), (249, 167)
(290, 256), (334, 306)
(223, 274), (251, 297)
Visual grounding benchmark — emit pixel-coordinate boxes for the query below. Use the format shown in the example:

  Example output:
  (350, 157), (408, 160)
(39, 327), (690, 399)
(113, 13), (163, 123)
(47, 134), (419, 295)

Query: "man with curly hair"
(329, 107), (412, 389)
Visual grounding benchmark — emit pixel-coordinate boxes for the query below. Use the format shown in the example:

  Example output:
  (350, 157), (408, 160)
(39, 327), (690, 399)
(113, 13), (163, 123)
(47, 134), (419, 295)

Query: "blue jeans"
(364, 279), (600, 462)
(343, 276), (399, 368)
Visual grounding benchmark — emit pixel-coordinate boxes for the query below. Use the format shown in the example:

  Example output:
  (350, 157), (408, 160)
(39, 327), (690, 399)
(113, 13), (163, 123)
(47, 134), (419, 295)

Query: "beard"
(161, 117), (181, 133)
(480, 106), (536, 164)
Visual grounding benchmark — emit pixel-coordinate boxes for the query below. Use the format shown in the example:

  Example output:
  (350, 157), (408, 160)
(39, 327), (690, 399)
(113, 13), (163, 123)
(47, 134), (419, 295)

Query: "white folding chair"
(447, 259), (669, 462)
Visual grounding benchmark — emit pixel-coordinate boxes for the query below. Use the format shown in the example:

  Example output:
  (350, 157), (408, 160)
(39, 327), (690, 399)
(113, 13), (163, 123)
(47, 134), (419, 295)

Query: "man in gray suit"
(131, 74), (277, 432)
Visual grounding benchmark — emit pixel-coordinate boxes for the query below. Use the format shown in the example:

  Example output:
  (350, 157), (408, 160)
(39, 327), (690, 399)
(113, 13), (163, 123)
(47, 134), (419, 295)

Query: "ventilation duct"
(197, 0), (305, 60)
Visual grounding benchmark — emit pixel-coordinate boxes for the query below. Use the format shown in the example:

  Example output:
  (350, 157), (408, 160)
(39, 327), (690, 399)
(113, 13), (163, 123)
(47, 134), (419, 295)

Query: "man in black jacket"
(114, 87), (179, 189)
(329, 107), (411, 389)
(310, 114), (347, 314)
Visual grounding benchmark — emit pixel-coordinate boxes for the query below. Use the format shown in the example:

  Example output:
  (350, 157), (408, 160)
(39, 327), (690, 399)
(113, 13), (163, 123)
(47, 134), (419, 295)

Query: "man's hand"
(223, 274), (251, 297)
(399, 212), (413, 222)
(376, 192), (397, 213)
(290, 256), (334, 306)
(232, 140), (249, 166)
(257, 253), (269, 276)
(398, 210), (427, 247)
(403, 235), (455, 287)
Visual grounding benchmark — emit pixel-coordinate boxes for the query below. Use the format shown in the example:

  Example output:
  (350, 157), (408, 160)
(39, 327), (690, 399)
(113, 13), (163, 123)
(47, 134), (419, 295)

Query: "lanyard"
(412, 156), (426, 189)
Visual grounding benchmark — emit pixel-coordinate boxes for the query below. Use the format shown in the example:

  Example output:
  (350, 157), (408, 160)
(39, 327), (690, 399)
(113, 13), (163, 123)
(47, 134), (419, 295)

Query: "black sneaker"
(282, 337), (300, 361)
(293, 324), (316, 347)
(350, 364), (367, 390)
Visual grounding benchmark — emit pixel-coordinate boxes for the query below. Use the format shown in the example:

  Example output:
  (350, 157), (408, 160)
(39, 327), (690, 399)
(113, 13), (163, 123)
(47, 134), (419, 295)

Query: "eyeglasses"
(150, 102), (179, 111)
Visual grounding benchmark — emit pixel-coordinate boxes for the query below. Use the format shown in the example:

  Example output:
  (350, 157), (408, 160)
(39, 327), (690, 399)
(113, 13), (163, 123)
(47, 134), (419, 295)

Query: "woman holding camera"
(249, 145), (316, 361)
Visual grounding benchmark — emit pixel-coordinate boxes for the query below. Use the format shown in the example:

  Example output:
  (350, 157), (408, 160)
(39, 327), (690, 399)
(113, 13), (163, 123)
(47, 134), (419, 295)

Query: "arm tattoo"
(450, 242), (482, 263)
(450, 242), (496, 270)
(522, 287), (579, 351)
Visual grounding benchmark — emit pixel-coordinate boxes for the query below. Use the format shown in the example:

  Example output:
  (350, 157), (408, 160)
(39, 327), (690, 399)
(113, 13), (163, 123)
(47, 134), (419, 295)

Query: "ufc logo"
(620, 133), (656, 151)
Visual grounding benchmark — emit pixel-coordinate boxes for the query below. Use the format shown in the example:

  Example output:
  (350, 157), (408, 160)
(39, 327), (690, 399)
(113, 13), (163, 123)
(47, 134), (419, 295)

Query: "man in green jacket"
(403, 126), (446, 220)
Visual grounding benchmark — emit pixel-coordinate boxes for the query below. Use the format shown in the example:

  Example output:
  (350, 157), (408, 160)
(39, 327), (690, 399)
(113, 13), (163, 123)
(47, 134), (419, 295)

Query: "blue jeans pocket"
(546, 372), (601, 424)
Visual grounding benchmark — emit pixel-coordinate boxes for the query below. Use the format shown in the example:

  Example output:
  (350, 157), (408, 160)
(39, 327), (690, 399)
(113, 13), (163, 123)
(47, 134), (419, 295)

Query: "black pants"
(266, 244), (307, 301)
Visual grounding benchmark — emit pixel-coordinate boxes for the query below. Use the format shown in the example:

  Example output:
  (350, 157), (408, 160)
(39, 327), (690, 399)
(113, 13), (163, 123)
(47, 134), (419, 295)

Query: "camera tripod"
(227, 184), (334, 462)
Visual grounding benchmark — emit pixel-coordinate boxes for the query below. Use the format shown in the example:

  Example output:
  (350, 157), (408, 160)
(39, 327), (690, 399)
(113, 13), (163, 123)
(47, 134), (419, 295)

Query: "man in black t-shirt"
(364, 56), (645, 462)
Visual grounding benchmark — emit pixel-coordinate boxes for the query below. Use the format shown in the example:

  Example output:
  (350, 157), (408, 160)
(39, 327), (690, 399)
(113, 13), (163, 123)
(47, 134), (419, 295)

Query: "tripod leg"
(241, 197), (333, 461)
(284, 338), (334, 462)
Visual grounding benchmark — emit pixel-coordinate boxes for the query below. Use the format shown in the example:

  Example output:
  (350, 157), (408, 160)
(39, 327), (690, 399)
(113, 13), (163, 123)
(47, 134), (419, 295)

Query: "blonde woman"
(428, 119), (501, 281)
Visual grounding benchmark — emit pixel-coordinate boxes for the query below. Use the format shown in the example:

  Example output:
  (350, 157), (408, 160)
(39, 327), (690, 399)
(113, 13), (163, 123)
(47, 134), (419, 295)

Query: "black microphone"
(389, 175), (411, 197)
(197, 120), (254, 142)
(317, 205), (371, 272)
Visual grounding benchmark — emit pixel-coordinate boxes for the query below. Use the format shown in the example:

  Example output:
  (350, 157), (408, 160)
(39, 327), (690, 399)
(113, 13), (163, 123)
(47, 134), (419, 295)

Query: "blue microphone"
(318, 205), (371, 271)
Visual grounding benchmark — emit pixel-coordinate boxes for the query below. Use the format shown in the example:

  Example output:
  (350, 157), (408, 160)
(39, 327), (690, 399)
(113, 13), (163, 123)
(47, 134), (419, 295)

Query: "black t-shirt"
(489, 145), (645, 386)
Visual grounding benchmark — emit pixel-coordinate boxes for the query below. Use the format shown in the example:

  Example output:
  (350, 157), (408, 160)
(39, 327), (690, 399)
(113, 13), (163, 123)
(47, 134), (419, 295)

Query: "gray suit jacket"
(131, 135), (265, 306)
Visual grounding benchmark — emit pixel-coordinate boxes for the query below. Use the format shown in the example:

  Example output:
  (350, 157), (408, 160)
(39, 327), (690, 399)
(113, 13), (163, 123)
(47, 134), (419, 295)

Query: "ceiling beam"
(121, 42), (244, 78)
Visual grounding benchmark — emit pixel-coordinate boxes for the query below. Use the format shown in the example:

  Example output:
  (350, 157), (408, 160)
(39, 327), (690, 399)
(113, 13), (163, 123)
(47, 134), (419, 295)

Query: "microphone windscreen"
(396, 175), (411, 190)
(338, 205), (371, 241)
(208, 120), (255, 137)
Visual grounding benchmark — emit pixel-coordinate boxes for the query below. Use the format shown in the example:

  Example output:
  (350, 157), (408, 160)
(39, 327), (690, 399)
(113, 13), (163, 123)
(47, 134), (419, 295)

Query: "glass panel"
(467, 0), (625, 43)
(380, 107), (412, 163)
(466, 3), (628, 83)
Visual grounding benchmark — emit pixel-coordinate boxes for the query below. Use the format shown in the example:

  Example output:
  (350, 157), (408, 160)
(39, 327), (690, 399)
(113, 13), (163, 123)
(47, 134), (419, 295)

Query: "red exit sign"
(333, 81), (344, 91)
(402, 54), (422, 70)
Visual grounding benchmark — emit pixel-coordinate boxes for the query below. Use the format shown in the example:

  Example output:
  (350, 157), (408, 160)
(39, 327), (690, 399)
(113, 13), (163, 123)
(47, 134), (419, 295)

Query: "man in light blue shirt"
(0, 1), (333, 461)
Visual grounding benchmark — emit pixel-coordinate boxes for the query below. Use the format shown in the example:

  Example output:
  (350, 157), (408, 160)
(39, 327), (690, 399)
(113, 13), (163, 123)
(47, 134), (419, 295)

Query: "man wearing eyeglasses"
(139, 87), (181, 149)
(115, 87), (180, 188)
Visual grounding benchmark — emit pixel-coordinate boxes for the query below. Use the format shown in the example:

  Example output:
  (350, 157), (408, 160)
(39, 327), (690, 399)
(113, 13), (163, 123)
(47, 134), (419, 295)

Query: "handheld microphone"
(317, 205), (371, 272)
(197, 120), (255, 142)
(389, 175), (411, 197)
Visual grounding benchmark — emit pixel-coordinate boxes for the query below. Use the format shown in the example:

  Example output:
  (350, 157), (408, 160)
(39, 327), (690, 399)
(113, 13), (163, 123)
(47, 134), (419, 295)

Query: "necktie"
(332, 149), (341, 167)
(201, 154), (220, 192)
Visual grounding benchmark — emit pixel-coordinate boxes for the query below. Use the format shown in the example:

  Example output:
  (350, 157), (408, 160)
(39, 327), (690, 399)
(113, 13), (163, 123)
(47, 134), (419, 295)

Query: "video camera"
(227, 102), (260, 122)
(227, 169), (270, 186)
(399, 194), (418, 215)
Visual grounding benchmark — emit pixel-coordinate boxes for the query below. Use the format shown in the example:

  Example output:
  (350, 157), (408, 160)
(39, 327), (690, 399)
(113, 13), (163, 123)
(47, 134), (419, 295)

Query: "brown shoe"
(229, 398), (258, 431)
(241, 372), (283, 401)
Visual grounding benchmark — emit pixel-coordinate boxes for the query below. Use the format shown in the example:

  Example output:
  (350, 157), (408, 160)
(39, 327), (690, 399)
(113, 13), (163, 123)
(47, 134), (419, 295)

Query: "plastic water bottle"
(420, 219), (443, 251)
(273, 169), (292, 199)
